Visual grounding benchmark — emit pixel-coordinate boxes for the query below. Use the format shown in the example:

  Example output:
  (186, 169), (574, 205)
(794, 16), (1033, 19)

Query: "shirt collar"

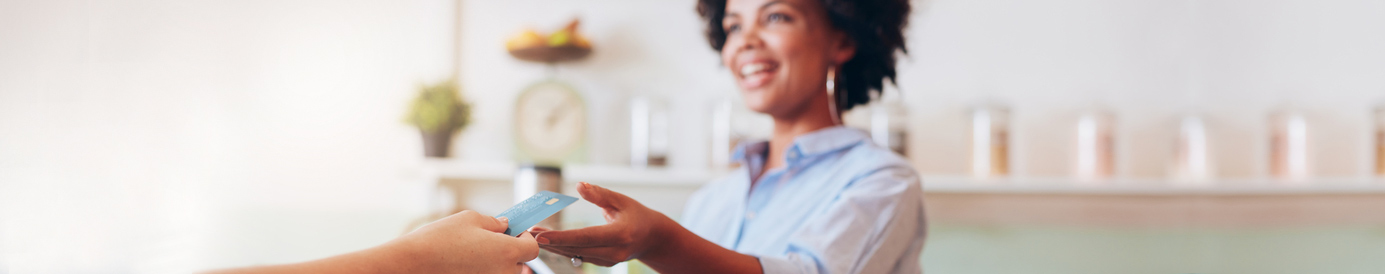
(730, 126), (870, 165)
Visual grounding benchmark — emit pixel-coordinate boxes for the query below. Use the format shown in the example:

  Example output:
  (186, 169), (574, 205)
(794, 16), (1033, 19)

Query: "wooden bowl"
(508, 45), (592, 63)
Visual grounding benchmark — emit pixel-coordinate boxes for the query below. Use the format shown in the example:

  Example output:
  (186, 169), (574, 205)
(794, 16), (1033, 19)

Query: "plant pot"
(421, 129), (455, 158)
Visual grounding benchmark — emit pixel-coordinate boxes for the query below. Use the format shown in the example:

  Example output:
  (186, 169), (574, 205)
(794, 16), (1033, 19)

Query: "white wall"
(455, 0), (737, 169)
(1, 0), (456, 272)
(457, 0), (1385, 179)
(900, 0), (1385, 179)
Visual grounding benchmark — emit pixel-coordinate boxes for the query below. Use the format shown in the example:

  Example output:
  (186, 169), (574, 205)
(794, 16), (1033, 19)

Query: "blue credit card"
(496, 190), (579, 237)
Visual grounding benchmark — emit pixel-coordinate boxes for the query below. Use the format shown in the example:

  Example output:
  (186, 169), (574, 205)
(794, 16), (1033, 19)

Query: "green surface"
(206, 210), (1385, 273)
(922, 224), (1385, 274)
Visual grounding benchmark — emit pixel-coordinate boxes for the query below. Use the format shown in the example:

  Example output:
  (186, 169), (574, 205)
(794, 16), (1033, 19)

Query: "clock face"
(515, 81), (586, 163)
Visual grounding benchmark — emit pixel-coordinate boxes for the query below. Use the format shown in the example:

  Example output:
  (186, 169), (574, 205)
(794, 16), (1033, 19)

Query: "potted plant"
(404, 79), (471, 158)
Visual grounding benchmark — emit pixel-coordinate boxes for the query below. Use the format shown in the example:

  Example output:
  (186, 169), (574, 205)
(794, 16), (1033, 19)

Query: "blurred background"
(3, 0), (1385, 273)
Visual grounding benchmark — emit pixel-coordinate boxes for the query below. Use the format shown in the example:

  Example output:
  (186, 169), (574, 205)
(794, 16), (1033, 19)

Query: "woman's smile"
(736, 59), (780, 89)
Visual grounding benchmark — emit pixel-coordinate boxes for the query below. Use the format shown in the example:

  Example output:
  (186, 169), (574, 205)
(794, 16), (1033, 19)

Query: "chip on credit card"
(496, 190), (579, 237)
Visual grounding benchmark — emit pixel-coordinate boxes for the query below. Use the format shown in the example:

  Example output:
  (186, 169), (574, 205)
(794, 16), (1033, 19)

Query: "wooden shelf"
(421, 160), (723, 187)
(421, 160), (1385, 194)
(920, 176), (1385, 195)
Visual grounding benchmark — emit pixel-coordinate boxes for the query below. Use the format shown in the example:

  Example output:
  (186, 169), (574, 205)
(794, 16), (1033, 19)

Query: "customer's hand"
(206, 210), (539, 274)
(532, 182), (680, 267)
(390, 210), (541, 274)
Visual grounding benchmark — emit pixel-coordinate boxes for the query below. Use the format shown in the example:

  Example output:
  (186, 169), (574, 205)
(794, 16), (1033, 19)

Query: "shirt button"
(746, 211), (757, 220)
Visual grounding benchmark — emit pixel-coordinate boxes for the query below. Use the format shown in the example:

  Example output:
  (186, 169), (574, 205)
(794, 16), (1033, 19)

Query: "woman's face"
(721, 0), (853, 118)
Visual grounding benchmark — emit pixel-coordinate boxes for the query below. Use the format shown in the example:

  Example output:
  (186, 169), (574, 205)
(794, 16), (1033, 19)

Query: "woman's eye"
(766, 13), (789, 23)
(725, 24), (740, 33)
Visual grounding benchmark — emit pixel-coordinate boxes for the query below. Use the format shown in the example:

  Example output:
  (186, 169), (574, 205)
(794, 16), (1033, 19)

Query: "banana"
(508, 19), (591, 55)
(547, 19), (589, 48)
(505, 28), (546, 51)
(547, 29), (572, 47)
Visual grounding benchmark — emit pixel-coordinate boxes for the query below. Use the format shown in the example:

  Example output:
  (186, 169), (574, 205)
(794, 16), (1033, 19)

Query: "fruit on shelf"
(547, 30), (571, 47)
(505, 19), (592, 63)
(547, 19), (590, 48)
(506, 28), (546, 52)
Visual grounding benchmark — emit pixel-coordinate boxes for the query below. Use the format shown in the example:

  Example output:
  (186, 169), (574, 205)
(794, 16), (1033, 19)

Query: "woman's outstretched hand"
(532, 182), (679, 267)
(533, 182), (761, 274)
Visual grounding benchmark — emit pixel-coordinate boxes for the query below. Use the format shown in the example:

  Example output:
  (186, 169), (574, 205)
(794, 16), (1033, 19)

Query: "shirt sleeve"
(756, 166), (926, 274)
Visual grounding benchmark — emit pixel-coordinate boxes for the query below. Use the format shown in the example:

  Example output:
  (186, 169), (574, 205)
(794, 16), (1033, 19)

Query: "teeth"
(740, 63), (770, 77)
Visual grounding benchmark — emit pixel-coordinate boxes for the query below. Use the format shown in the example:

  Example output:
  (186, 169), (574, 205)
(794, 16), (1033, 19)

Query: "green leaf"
(404, 79), (471, 134)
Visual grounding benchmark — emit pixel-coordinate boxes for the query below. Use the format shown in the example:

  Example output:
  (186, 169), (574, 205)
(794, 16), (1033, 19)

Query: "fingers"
(577, 182), (631, 211)
(489, 216), (510, 233)
(540, 246), (622, 267)
(587, 259), (620, 267)
(513, 232), (541, 262)
(454, 210), (509, 233)
(542, 245), (631, 264)
(534, 224), (626, 247)
(528, 226), (553, 233)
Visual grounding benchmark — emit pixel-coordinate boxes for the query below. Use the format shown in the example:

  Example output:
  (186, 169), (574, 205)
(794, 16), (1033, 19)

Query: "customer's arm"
(534, 182), (763, 274)
(205, 210), (539, 274)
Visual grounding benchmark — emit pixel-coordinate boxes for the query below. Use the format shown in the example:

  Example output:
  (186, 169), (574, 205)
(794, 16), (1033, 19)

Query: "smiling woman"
(700, 0), (910, 116)
(530, 0), (921, 273)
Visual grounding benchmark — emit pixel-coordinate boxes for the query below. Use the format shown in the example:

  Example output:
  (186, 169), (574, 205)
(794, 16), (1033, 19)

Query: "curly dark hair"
(697, 0), (910, 112)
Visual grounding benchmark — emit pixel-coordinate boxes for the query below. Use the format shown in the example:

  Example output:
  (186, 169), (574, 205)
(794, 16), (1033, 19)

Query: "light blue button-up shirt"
(681, 126), (926, 274)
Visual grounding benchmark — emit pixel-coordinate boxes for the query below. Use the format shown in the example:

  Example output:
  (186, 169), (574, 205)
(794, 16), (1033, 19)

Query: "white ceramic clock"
(514, 81), (586, 164)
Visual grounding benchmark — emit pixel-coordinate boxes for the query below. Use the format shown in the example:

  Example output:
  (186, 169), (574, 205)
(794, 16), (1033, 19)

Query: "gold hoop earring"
(826, 68), (842, 125)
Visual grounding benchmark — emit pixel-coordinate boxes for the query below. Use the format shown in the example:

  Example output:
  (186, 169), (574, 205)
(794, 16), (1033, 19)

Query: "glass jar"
(1269, 109), (1310, 182)
(629, 96), (669, 168)
(1374, 106), (1384, 177)
(1075, 110), (1115, 182)
(1171, 115), (1214, 184)
(870, 93), (910, 157)
(970, 104), (1010, 179)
